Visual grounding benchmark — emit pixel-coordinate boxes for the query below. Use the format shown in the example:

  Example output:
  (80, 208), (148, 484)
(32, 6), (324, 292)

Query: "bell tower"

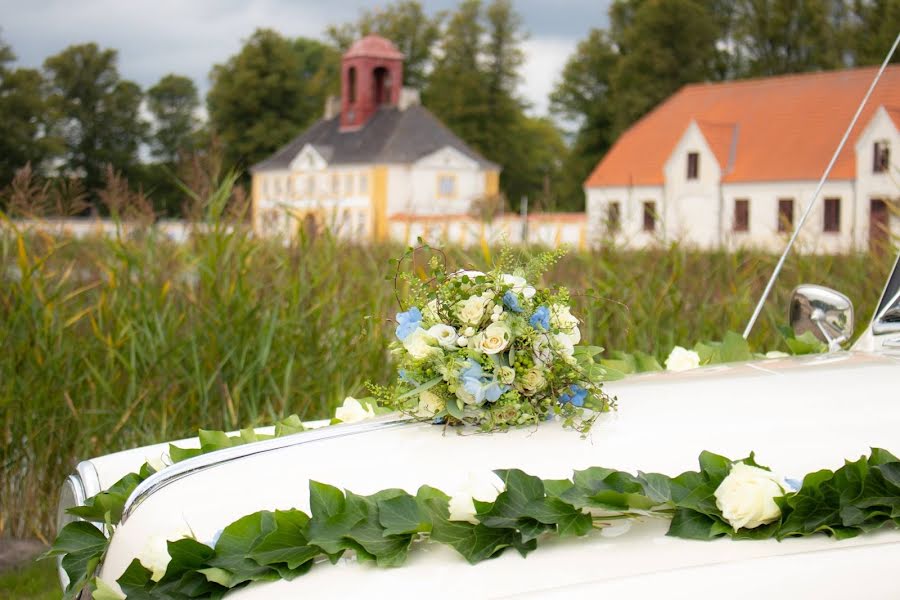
(340, 35), (404, 131)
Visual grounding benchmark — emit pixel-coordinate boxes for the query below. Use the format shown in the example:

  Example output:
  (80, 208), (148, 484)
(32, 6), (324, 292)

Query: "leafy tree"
(327, 1), (443, 89)
(731, 0), (847, 76)
(0, 36), (56, 188)
(147, 74), (199, 163)
(207, 29), (339, 169)
(550, 29), (620, 210)
(609, 0), (719, 134)
(43, 43), (146, 201)
(848, 0), (900, 65)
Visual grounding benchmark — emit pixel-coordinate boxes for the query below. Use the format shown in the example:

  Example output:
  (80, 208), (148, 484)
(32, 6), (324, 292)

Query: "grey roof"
(251, 105), (499, 172)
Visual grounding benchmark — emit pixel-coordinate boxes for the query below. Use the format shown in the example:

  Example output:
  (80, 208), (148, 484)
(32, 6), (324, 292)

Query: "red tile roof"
(585, 66), (900, 187)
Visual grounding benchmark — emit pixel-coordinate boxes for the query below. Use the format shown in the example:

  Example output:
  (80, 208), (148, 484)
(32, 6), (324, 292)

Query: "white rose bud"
(479, 323), (511, 355)
(456, 336), (469, 347)
(403, 327), (441, 360)
(463, 327), (475, 337)
(665, 346), (701, 372)
(714, 462), (790, 530)
(335, 396), (376, 423)
(448, 471), (506, 523)
(427, 324), (458, 349)
(137, 527), (191, 582)
(498, 366), (516, 385)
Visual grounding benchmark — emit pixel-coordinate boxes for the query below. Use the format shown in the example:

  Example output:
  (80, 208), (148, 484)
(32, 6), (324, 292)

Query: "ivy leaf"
(344, 490), (414, 567)
(378, 493), (425, 536)
(248, 509), (317, 570)
(427, 498), (520, 564)
(168, 444), (202, 463)
(637, 472), (673, 504)
(67, 472), (146, 524)
(477, 469), (549, 541)
(564, 467), (655, 511)
(41, 521), (108, 598)
(306, 481), (368, 560)
(206, 511), (279, 586)
(667, 508), (730, 540)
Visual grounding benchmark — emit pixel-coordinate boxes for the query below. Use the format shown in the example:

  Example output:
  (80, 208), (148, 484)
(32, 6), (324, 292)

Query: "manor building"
(250, 35), (500, 241)
(585, 67), (900, 253)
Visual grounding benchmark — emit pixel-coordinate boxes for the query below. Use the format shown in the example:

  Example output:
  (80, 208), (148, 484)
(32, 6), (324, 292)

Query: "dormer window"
(874, 141), (890, 173)
(687, 152), (699, 179)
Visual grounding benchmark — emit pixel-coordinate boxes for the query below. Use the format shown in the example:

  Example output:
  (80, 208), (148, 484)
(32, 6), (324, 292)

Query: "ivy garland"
(45, 439), (900, 600)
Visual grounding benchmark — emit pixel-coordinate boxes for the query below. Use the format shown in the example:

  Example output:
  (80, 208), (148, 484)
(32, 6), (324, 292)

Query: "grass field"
(1, 206), (895, 549)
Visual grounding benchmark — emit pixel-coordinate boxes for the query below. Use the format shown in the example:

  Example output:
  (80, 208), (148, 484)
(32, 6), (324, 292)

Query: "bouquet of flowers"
(369, 246), (615, 433)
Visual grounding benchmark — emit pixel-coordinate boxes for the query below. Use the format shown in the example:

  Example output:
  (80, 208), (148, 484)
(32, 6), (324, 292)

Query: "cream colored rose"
(553, 333), (576, 361)
(415, 390), (444, 418)
(714, 462), (790, 530)
(501, 273), (536, 299)
(335, 396), (376, 423)
(665, 346), (701, 371)
(448, 471), (506, 523)
(457, 295), (489, 326)
(479, 322), (511, 355)
(498, 366), (516, 385)
(137, 526), (191, 581)
(550, 304), (581, 343)
(518, 368), (546, 395)
(427, 324), (458, 349)
(403, 327), (441, 360)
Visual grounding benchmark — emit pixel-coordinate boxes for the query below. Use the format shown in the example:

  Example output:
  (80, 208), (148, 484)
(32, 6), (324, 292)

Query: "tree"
(43, 43), (146, 200)
(147, 74), (199, 163)
(327, 1), (443, 89)
(848, 0), (900, 65)
(207, 30), (339, 170)
(550, 29), (620, 210)
(609, 0), (719, 134)
(731, 0), (847, 76)
(0, 36), (56, 188)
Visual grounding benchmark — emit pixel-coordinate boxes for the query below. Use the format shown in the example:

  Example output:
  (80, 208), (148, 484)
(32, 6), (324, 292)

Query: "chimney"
(339, 34), (405, 131)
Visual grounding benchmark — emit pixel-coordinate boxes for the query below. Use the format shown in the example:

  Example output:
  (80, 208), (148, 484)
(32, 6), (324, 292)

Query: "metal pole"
(743, 32), (900, 340)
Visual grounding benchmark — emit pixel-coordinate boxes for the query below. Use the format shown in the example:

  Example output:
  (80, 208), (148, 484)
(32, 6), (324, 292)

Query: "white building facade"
(586, 69), (900, 254)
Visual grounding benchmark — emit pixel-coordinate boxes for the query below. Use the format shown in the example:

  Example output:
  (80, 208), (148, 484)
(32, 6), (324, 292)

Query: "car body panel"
(98, 351), (900, 597)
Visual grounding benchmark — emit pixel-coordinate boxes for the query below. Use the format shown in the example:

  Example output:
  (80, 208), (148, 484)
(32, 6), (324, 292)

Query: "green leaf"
(274, 414), (306, 436)
(378, 493), (426, 536)
(67, 472), (146, 524)
(168, 444), (202, 463)
(344, 491), (414, 567)
(427, 498), (520, 564)
(667, 508), (730, 540)
(207, 511), (278, 586)
(249, 509), (317, 570)
(633, 351), (663, 372)
(638, 472), (673, 504)
(198, 429), (238, 453)
(445, 396), (465, 420)
(91, 577), (125, 600)
(42, 521), (108, 598)
(719, 331), (753, 362)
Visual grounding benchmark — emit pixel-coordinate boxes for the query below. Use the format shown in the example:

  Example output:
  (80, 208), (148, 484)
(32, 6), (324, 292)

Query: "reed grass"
(0, 181), (894, 540)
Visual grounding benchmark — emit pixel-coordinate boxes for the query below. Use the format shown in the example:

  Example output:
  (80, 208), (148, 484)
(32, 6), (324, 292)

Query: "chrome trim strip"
(121, 416), (414, 522)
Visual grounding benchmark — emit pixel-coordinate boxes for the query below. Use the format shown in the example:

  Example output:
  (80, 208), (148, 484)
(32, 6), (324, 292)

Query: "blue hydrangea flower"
(529, 306), (550, 330)
(559, 384), (588, 407)
(460, 359), (509, 404)
(395, 307), (422, 340)
(502, 291), (523, 313)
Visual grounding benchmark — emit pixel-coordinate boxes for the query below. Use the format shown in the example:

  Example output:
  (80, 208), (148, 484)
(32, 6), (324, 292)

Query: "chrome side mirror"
(790, 284), (854, 351)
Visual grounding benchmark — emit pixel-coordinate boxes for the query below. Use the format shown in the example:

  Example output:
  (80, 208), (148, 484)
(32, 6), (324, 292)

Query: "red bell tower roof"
(344, 35), (404, 60)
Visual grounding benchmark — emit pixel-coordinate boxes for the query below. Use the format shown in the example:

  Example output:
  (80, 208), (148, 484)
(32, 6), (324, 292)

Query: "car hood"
(99, 351), (900, 597)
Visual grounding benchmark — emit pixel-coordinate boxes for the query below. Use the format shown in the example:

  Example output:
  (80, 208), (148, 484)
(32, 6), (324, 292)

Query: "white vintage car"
(57, 252), (900, 599)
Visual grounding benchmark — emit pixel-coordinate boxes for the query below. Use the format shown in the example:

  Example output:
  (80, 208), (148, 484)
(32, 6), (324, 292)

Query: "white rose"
(501, 273), (536, 299)
(665, 346), (701, 371)
(463, 327), (475, 337)
(498, 366), (516, 385)
(447, 471), (506, 523)
(137, 527), (191, 582)
(550, 305), (581, 344)
(714, 462), (790, 530)
(456, 336), (468, 347)
(479, 322), (512, 355)
(454, 269), (485, 280)
(457, 295), (489, 326)
(427, 324), (458, 349)
(553, 333), (575, 360)
(765, 351), (790, 358)
(416, 390), (444, 418)
(334, 396), (375, 423)
(533, 335), (553, 366)
(403, 327), (441, 360)
(518, 368), (546, 395)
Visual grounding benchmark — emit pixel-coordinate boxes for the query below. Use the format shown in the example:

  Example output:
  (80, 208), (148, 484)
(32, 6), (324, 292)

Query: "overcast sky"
(1, 0), (611, 117)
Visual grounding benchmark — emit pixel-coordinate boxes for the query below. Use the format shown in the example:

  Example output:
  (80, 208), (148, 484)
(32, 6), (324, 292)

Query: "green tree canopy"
(147, 74), (199, 163)
(207, 29), (339, 170)
(0, 36), (56, 187)
(326, 0), (443, 89)
(43, 43), (146, 199)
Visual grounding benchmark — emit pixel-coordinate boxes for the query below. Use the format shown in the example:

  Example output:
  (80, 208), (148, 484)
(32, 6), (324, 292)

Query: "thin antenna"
(743, 32), (900, 340)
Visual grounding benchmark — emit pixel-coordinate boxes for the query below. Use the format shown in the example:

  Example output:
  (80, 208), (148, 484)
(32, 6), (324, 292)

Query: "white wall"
(586, 185), (665, 249)
(387, 146), (485, 216)
(854, 106), (900, 251)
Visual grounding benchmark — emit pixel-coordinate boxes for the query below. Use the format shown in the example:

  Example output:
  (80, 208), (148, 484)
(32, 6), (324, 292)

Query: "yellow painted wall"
(485, 170), (500, 196)
(371, 166), (389, 241)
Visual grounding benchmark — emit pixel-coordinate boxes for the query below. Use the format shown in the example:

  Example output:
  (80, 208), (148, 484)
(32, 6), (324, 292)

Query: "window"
(687, 152), (699, 180)
(874, 141), (890, 173)
(777, 198), (794, 233)
(438, 174), (456, 197)
(348, 67), (357, 103)
(358, 173), (369, 195)
(824, 197), (841, 232)
(733, 199), (749, 232)
(274, 177), (283, 195)
(607, 201), (621, 233)
(344, 173), (354, 196)
(642, 201), (657, 232)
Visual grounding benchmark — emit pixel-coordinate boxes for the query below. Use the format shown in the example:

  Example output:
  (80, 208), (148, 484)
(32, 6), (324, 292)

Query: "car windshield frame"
(873, 251), (900, 332)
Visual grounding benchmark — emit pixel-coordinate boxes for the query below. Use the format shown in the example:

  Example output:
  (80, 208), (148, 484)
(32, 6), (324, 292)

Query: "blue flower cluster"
(529, 305), (550, 330)
(460, 359), (509, 403)
(502, 291), (523, 313)
(395, 307), (422, 340)
(558, 384), (588, 407)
